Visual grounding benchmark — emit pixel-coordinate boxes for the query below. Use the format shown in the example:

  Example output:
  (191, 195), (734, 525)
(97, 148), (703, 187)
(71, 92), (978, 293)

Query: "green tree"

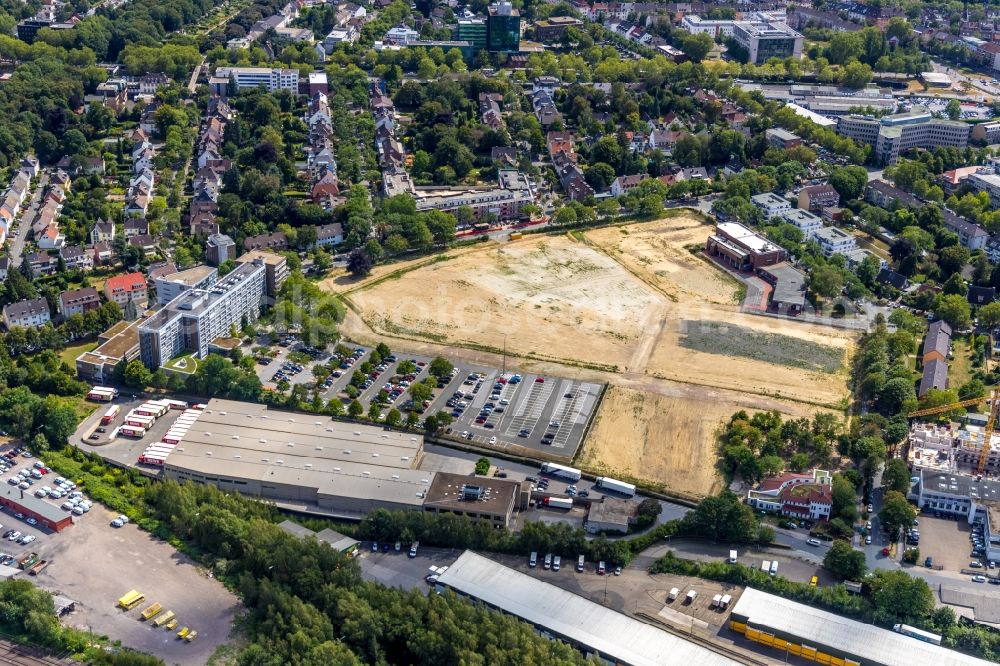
(879, 490), (917, 540)
(978, 301), (1000, 328)
(681, 491), (760, 543)
(829, 166), (868, 202)
(809, 265), (845, 299)
(881, 459), (911, 495)
(831, 474), (859, 522)
(123, 359), (152, 389)
(681, 32), (714, 63)
(871, 569), (935, 625)
(934, 294), (972, 330)
(428, 356), (454, 381)
(823, 539), (867, 580)
(945, 99), (961, 121)
(348, 399), (363, 418)
(475, 457), (490, 475)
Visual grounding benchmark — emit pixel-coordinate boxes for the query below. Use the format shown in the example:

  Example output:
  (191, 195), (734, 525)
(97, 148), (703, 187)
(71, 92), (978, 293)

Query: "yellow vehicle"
(152, 610), (175, 627)
(810, 575), (819, 587)
(140, 603), (162, 621)
(165, 619), (178, 630)
(117, 590), (145, 610)
(177, 627), (189, 639)
(185, 630), (197, 642)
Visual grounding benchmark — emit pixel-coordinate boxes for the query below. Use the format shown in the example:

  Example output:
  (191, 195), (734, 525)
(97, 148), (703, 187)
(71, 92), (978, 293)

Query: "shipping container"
(595, 476), (637, 497)
(540, 463), (582, 481)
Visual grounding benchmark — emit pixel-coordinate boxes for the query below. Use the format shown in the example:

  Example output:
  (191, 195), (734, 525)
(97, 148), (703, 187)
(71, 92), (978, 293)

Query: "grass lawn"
(163, 353), (199, 375)
(59, 340), (97, 366)
(950, 338), (973, 389)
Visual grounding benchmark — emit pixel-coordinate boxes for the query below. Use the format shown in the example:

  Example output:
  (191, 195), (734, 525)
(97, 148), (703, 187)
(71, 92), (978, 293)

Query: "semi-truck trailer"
(101, 405), (121, 425)
(87, 387), (117, 401)
(119, 426), (146, 438)
(893, 624), (942, 645)
(595, 477), (637, 497)
(544, 496), (573, 509)
(540, 463), (582, 481)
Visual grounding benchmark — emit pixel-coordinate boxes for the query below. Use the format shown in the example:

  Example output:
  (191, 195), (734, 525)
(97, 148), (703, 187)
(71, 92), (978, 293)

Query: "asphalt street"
(9, 172), (47, 265)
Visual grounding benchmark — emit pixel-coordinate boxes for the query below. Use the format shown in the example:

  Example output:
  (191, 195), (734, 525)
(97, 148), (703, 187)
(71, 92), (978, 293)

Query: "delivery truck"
(544, 496), (573, 509)
(595, 477), (637, 497)
(668, 588), (680, 601)
(101, 405), (121, 425)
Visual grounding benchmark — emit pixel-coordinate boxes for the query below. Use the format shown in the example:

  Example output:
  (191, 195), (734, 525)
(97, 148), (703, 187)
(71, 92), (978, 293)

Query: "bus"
(893, 624), (942, 645)
(540, 463), (582, 481)
(119, 426), (146, 438)
(87, 387), (117, 402)
(101, 405), (121, 425)
(118, 590), (145, 610)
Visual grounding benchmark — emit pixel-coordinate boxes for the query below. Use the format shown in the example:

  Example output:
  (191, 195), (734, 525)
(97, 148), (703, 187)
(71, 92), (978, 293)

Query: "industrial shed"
(435, 551), (740, 666)
(729, 587), (992, 666)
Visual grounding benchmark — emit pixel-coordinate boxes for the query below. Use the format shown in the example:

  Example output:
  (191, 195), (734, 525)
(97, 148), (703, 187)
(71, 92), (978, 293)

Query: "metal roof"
(435, 551), (741, 666)
(730, 587), (993, 666)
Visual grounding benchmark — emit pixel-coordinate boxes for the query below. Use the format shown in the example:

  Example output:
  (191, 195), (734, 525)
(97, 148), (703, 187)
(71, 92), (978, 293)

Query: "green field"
(163, 353), (199, 375)
(679, 320), (845, 374)
(59, 340), (97, 367)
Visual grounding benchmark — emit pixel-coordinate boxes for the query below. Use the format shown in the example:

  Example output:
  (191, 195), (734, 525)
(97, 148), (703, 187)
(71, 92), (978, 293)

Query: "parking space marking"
(506, 380), (554, 437)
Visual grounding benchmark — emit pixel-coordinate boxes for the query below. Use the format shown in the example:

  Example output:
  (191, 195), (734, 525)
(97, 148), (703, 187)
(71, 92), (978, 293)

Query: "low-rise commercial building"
(75, 319), (142, 382)
(0, 487), (73, 532)
(436, 551), (741, 666)
(706, 222), (788, 270)
(756, 262), (807, 314)
(838, 107), (971, 165)
(138, 261), (265, 369)
(162, 399), (434, 518)
(729, 587), (992, 666)
(585, 497), (638, 534)
(423, 472), (523, 529)
(278, 520), (360, 556)
(746, 469), (832, 521)
(732, 21), (803, 64)
(765, 127), (801, 149)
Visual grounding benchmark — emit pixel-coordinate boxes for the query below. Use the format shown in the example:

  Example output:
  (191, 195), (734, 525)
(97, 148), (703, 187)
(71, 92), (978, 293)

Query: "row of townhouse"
(32, 179), (66, 251)
(189, 97), (234, 237)
(0, 156), (39, 242)
(372, 81), (405, 170)
(305, 91), (342, 211)
(126, 130), (156, 221)
(548, 131), (595, 202)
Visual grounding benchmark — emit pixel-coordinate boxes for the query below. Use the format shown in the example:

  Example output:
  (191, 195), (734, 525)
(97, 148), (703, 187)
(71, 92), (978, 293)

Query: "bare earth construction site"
(334, 213), (854, 498)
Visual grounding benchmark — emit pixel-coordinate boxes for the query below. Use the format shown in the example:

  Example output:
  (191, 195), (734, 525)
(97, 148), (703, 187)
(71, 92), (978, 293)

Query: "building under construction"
(908, 422), (1000, 477)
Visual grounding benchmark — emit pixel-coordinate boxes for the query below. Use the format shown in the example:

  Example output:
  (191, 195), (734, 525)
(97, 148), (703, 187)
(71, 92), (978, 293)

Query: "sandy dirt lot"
(347, 236), (664, 371)
(579, 385), (830, 498)
(33, 505), (239, 666)
(583, 218), (854, 406)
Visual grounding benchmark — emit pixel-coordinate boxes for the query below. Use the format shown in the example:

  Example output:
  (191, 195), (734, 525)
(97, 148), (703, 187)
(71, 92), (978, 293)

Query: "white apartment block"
(837, 107), (970, 165)
(139, 261), (266, 369)
(680, 15), (735, 38)
(212, 67), (299, 95)
(2, 298), (50, 329)
(967, 171), (1000, 209)
(780, 208), (823, 239)
(750, 192), (791, 219)
(812, 226), (856, 257)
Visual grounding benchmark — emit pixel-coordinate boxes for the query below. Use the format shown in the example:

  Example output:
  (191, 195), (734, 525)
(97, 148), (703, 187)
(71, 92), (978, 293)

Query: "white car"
(6, 478), (17, 486)
(7, 531), (20, 541)
(25, 517), (36, 526)
(117, 515), (129, 525)
(17, 482), (28, 490)
(18, 535), (34, 544)
(110, 519), (124, 528)
(61, 502), (74, 511)
(489, 436), (497, 445)
(71, 506), (84, 516)
(33, 489), (46, 498)
(807, 538), (821, 546)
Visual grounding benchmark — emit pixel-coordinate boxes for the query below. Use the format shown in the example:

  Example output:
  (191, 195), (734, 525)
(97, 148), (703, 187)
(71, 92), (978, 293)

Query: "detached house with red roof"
(746, 469), (833, 521)
(104, 272), (148, 308)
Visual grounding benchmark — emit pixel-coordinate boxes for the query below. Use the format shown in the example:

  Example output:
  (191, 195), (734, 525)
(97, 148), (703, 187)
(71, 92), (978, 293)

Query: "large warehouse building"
(729, 587), (992, 666)
(162, 399), (433, 517)
(436, 551), (741, 666)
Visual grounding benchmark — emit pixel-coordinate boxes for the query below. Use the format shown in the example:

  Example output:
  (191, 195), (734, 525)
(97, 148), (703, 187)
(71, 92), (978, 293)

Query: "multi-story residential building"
(138, 260), (266, 369)
(3, 298), (50, 329)
(746, 469), (833, 521)
(780, 208), (823, 239)
(206, 233), (236, 266)
(750, 192), (792, 219)
(972, 120), (1000, 144)
(837, 107), (970, 165)
(533, 16), (583, 41)
(383, 169), (536, 220)
(966, 171), (1000, 209)
(155, 265), (218, 306)
(866, 180), (989, 250)
(797, 183), (839, 211)
(210, 67), (299, 96)
(235, 251), (288, 300)
(104, 272), (148, 308)
(58, 287), (101, 318)
(812, 226), (857, 257)
(60, 245), (94, 272)
(732, 21), (804, 64)
(316, 223), (344, 247)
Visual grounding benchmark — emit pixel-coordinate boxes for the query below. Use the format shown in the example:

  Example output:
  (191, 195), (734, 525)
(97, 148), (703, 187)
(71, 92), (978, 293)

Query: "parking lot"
(250, 336), (602, 459)
(918, 513), (979, 573)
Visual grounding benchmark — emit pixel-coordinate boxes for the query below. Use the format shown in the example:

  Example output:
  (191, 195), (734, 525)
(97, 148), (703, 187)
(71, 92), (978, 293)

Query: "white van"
(729, 549), (737, 564)
(544, 553), (552, 570)
(769, 561), (778, 576)
(577, 555), (585, 572)
(668, 587), (680, 601)
(553, 555), (561, 571)
(685, 590), (697, 604)
(711, 594), (722, 608)
(762, 560), (771, 573)
(529, 552), (537, 568)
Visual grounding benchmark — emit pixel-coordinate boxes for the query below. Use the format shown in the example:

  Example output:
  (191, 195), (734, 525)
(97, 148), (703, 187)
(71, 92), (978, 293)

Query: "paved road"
(9, 173), (47, 264)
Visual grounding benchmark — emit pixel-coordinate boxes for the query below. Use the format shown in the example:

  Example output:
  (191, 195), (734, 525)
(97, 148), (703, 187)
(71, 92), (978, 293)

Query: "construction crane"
(907, 389), (998, 474)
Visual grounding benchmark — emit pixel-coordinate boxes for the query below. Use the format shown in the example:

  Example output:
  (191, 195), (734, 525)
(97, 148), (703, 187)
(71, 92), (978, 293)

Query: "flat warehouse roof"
(730, 588), (992, 666)
(436, 552), (741, 666)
